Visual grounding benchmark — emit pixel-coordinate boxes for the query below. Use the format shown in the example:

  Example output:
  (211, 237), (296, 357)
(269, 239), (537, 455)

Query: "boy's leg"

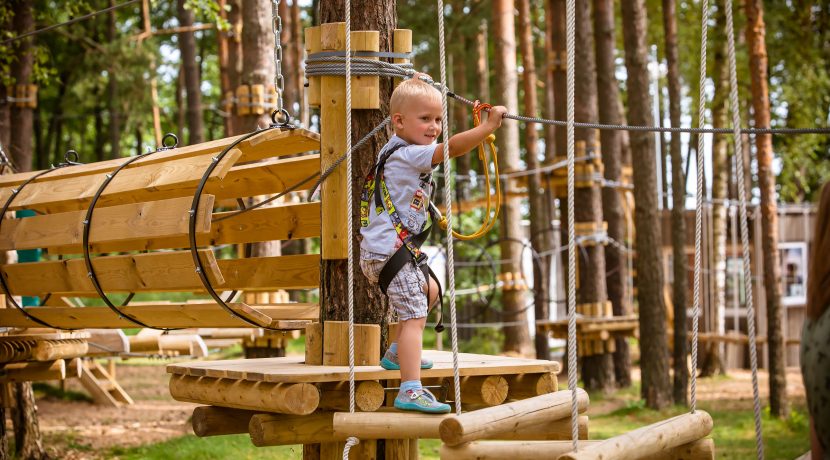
(397, 316), (426, 383)
(424, 276), (440, 311)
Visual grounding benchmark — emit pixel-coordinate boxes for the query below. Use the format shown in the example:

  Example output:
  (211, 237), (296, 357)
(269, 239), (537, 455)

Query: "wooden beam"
(0, 150), (241, 214)
(317, 380), (384, 412)
(0, 359), (65, 383)
(249, 412), (341, 446)
(450, 375), (508, 407)
(439, 389), (589, 446)
(169, 374), (320, 415)
(1, 249), (224, 295)
(558, 411), (714, 460)
(192, 406), (257, 437)
(332, 411), (588, 441)
(50, 201), (321, 255)
(0, 303), (317, 329)
(0, 195), (215, 251)
(506, 372), (558, 400)
(322, 321), (380, 366)
(0, 129), (319, 188)
(440, 438), (715, 460)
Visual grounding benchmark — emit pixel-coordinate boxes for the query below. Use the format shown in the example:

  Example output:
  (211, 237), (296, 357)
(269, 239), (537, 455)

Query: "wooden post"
(450, 375), (508, 407)
(439, 389), (589, 446)
(440, 438), (714, 460)
(322, 321), (380, 366)
(305, 26), (321, 107)
(249, 412), (340, 446)
(318, 380), (384, 412)
(558, 411), (714, 460)
(506, 372), (558, 400)
(392, 29), (412, 89)
(192, 406), (256, 437)
(305, 322), (323, 365)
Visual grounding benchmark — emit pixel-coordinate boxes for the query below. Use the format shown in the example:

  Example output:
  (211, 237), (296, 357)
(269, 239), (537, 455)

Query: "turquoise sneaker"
(380, 349), (433, 370)
(394, 389), (451, 414)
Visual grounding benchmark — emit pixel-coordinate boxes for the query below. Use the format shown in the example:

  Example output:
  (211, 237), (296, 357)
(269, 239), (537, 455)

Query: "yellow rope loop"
(438, 103), (502, 241)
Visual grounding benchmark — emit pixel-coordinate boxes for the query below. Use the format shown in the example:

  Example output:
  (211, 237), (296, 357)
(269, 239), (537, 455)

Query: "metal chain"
(271, 0), (286, 120)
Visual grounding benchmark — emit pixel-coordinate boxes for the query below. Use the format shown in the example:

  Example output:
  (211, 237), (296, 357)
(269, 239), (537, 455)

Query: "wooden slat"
(203, 154), (319, 201)
(1, 249), (224, 295)
(165, 351), (561, 383)
(0, 128), (319, 188)
(50, 201), (320, 255)
(0, 303), (318, 329)
(0, 150), (241, 214)
(0, 195), (214, 251)
(215, 254), (320, 291)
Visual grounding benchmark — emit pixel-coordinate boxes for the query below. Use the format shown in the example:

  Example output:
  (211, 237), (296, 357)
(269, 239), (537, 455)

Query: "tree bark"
(745, 0), (788, 418)
(620, 0), (671, 409)
(10, 0), (34, 172)
(291, 0), (305, 125)
(518, 0), (551, 361)
(662, 0), (689, 406)
(476, 20), (490, 103)
(178, 0), (205, 144)
(493, 0), (533, 357)
(593, 0), (631, 388)
(568, 0), (613, 392)
(701, 1), (729, 378)
(318, 0), (395, 331)
(279, 0), (297, 115)
(107, 0), (122, 159)
(11, 383), (48, 460)
(233, 0), (276, 133)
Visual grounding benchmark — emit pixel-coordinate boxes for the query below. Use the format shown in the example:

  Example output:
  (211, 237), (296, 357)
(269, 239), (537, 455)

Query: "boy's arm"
(431, 106), (507, 166)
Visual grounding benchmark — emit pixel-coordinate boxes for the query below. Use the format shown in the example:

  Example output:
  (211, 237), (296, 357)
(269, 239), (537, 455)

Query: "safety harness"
(360, 143), (445, 332)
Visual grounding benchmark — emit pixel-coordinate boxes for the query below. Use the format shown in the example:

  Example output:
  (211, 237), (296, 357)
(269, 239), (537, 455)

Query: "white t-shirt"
(360, 135), (436, 256)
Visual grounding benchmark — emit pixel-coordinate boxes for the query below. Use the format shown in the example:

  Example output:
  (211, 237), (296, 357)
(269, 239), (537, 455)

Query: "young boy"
(359, 75), (507, 413)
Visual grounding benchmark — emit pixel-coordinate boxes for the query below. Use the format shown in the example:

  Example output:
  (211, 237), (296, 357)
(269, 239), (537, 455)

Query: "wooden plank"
(165, 351), (561, 383)
(216, 254), (320, 291)
(440, 438), (714, 460)
(0, 303), (319, 329)
(50, 201), (320, 255)
(0, 128), (319, 188)
(204, 154), (319, 203)
(1, 249), (224, 295)
(0, 195), (214, 251)
(0, 150), (241, 214)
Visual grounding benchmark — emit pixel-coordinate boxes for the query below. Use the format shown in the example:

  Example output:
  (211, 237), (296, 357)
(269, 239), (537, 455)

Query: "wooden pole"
(440, 438), (714, 460)
(317, 380), (384, 412)
(0, 360), (65, 383)
(439, 389), (589, 446)
(450, 375), (508, 407)
(333, 411), (587, 441)
(558, 411), (713, 460)
(505, 372), (558, 400)
(169, 375), (320, 415)
(249, 412), (342, 446)
(191, 406), (256, 437)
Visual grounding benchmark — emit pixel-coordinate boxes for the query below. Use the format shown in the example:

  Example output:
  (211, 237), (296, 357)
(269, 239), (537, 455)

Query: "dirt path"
(32, 360), (807, 459)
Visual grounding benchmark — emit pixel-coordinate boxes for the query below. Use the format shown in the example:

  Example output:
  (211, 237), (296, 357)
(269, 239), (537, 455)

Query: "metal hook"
(62, 150), (83, 166)
(157, 133), (179, 151)
(270, 108), (294, 129)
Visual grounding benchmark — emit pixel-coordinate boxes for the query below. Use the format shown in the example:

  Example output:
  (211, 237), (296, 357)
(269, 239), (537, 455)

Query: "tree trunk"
(543, 0), (556, 161)
(476, 20), (490, 103)
(745, 0), (788, 418)
(10, 0), (34, 172)
(217, 0), (233, 136)
(493, 0), (533, 357)
(568, 0), (613, 392)
(233, 0), (276, 133)
(593, 0), (631, 388)
(662, 0), (689, 406)
(700, 1), (729, 378)
(451, 0), (470, 197)
(107, 0), (122, 159)
(318, 0), (395, 331)
(621, 0), (671, 410)
(291, 0), (305, 125)
(178, 0), (204, 144)
(518, 0), (551, 361)
(279, 0), (297, 115)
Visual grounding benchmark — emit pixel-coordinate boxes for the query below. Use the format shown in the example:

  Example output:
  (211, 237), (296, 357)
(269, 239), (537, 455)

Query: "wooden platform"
(167, 350), (560, 383)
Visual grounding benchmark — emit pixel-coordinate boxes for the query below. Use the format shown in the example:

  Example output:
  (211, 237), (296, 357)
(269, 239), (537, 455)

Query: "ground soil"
(24, 359), (807, 459)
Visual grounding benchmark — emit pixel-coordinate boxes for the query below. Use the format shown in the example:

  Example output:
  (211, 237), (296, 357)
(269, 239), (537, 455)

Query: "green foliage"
(109, 434), (303, 459)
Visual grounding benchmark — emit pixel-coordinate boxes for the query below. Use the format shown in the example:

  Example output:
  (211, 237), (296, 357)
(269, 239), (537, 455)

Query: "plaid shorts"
(360, 248), (428, 321)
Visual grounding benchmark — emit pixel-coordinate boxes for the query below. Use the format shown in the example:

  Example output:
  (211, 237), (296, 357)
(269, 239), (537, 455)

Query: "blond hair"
(390, 78), (441, 114)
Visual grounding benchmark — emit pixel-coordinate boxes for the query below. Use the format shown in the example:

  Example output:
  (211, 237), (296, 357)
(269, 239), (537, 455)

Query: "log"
(332, 409), (586, 441)
(506, 373), (558, 400)
(30, 339), (88, 361)
(558, 411), (714, 460)
(450, 375), (508, 407)
(86, 329), (129, 356)
(318, 380), (385, 412)
(440, 438), (714, 460)
(192, 406), (256, 437)
(249, 412), (341, 446)
(439, 389), (589, 446)
(322, 321), (380, 366)
(0, 360), (65, 383)
(169, 374), (320, 415)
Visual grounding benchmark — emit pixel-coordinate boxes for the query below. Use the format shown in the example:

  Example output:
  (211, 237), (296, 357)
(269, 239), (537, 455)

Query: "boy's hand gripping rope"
(435, 101), (502, 241)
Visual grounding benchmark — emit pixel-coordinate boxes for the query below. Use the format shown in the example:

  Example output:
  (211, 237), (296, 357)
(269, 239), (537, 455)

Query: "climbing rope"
(436, 0), (463, 417)
(435, 101), (502, 241)
(724, 0), (764, 457)
(342, 0), (360, 457)
(565, 0), (579, 452)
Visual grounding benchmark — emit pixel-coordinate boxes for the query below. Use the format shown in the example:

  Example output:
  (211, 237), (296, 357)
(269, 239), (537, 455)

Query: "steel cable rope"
(304, 56), (830, 135)
(1, 0), (141, 46)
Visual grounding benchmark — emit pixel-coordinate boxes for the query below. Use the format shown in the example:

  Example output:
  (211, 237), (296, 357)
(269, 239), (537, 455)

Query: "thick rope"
(436, 0), (463, 416)
(724, 1), (764, 457)
(691, 0), (708, 415)
(306, 57), (830, 135)
(565, 0), (579, 452)
(343, 1), (360, 456)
